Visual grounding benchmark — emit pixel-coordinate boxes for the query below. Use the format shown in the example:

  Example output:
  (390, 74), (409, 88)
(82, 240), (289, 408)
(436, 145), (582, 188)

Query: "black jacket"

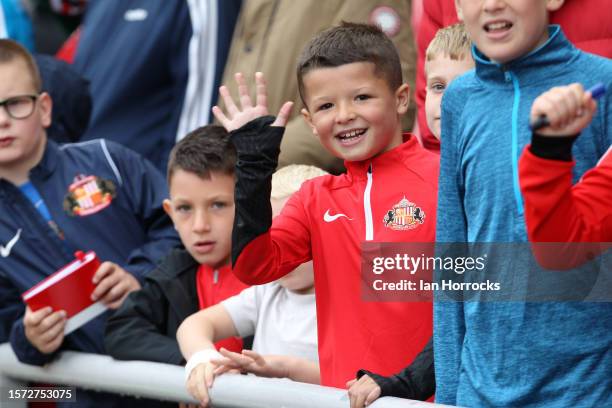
(105, 248), (199, 365)
(357, 337), (435, 401)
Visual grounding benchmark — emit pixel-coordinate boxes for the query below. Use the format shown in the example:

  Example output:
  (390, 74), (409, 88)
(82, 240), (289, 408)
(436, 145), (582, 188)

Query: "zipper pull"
(213, 269), (219, 284)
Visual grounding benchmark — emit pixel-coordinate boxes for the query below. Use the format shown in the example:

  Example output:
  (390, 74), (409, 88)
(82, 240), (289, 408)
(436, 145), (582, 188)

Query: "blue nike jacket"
(0, 139), (179, 407)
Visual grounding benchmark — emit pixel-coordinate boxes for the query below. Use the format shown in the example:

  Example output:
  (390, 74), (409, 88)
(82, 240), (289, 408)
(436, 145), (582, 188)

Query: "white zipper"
(213, 269), (219, 284)
(364, 164), (374, 241)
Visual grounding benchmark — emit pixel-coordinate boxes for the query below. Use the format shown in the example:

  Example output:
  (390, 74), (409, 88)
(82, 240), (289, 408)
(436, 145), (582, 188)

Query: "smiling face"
(164, 169), (235, 268)
(455, 0), (564, 64)
(0, 58), (51, 180)
(301, 62), (410, 162)
(425, 55), (475, 139)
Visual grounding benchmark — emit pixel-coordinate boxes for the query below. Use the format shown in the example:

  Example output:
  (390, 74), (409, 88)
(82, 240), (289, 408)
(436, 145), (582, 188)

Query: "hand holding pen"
(530, 82), (606, 136)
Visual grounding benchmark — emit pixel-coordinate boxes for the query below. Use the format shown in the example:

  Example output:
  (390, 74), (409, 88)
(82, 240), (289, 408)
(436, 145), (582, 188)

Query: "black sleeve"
(104, 282), (184, 365)
(357, 337), (435, 401)
(529, 133), (579, 162)
(229, 116), (284, 265)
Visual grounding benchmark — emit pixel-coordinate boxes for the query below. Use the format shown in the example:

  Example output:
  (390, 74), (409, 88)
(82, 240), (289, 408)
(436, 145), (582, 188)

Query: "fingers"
(241, 350), (266, 365)
(365, 386), (382, 406)
(531, 83), (597, 136)
(347, 375), (380, 408)
(24, 308), (67, 354)
(92, 263), (139, 307)
(235, 73), (253, 110)
(24, 306), (53, 328)
(255, 72), (268, 110)
(204, 360), (216, 388)
(219, 84), (239, 117)
(346, 379), (357, 388)
(218, 347), (247, 363)
(271, 101), (294, 128)
(92, 262), (120, 301)
(212, 105), (231, 131)
(187, 364), (211, 407)
(92, 261), (114, 285)
(38, 312), (66, 344)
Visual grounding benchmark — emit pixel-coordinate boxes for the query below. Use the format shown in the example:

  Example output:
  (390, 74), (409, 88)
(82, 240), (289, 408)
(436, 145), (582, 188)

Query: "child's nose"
(335, 102), (355, 124)
(193, 211), (212, 232)
(483, 0), (506, 12)
(0, 106), (11, 125)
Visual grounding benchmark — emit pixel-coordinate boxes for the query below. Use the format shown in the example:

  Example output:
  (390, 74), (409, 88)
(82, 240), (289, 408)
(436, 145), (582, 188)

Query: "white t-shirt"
(222, 282), (318, 362)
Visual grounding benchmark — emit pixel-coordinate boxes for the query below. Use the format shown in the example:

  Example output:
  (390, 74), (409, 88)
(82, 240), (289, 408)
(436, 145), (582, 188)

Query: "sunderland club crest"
(383, 196), (425, 231)
(63, 175), (116, 217)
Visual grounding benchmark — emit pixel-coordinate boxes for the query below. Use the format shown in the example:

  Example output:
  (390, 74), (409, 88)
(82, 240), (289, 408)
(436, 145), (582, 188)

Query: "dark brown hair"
(0, 39), (42, 92)
(297, 22), (403, 106)
(167, 125), (236, 183)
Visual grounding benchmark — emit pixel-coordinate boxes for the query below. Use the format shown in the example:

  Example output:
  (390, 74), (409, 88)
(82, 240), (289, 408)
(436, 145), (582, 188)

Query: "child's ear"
(301, 108), (318, 137)
(454, 0), (464, 21)
(162, 199), (173, 218)
(395, 84), (411, 115)
(546, 0), (565, 12)
(162, 199), (178, 230)
(38, 92), (52, 128)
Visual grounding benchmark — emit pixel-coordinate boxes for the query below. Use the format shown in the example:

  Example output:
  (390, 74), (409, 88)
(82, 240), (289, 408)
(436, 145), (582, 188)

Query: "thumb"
(271, 101), (294, 127)
(205, 363), (216, 388)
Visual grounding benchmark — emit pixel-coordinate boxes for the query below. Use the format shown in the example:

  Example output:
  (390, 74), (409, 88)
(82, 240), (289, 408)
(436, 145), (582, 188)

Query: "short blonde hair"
(271, 164), (328, 199)
(425, 23), (472, 62)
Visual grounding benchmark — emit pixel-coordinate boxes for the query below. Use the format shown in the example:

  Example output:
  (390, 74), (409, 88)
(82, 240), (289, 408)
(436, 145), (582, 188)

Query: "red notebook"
(22, 251), (107, 334)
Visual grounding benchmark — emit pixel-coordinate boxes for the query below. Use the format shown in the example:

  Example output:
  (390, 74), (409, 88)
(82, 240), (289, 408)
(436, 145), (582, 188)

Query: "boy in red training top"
(520, 84), (612, 266)
(213, 22), (439, 390)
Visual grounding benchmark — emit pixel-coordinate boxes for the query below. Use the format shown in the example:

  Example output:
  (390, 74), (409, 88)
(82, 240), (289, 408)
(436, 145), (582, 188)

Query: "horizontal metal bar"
(0, 344), (448, 407)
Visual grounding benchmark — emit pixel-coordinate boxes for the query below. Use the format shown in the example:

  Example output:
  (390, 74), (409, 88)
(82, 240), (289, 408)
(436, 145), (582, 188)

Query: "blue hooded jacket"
(435, 26), (612, 407)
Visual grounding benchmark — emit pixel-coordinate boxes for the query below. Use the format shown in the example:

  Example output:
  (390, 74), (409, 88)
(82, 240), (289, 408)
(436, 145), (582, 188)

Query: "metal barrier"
(0, 343), (449, 407)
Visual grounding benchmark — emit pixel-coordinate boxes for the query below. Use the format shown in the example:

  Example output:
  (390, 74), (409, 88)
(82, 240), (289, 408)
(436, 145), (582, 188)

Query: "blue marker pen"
(530, 83), (607, 131)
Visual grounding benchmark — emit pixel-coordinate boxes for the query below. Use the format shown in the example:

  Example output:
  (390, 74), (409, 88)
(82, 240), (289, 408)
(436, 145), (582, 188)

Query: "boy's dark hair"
(167, 125), (236, 183)
(0, 39), (42, 92)
(297, 22), (402, 106)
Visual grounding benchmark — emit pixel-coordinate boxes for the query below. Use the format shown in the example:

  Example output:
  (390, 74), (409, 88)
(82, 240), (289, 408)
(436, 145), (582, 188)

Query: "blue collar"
(0, 139), (58, 197)
(473, 25), (579, 86)
(29, 139), (59, 181)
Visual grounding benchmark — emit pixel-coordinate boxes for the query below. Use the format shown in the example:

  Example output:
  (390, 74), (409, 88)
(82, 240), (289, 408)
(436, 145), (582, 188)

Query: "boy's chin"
(189, 251), (226, 268)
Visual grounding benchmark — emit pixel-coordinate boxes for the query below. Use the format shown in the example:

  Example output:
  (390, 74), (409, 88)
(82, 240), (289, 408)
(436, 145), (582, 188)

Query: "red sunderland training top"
(234, 135), (439, 388)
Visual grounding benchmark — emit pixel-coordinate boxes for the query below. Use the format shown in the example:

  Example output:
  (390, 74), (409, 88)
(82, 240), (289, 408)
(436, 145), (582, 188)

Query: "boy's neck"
(0, 134), (47, 186)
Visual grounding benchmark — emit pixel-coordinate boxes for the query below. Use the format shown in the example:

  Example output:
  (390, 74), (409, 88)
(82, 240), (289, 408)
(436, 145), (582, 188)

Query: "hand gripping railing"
(0, 343), (450, 407)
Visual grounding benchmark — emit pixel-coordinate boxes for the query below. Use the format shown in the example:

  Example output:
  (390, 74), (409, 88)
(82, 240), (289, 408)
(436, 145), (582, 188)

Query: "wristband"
(184, 349), (223, 381)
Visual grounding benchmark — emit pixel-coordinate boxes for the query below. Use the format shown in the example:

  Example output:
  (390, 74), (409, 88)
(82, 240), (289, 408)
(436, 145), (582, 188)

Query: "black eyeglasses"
(0, 95), (39, 120)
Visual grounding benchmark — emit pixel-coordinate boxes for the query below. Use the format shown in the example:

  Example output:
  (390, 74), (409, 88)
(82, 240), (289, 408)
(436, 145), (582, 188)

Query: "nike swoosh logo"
(323, 209), (352, 223)
(0, 229), (22, 258)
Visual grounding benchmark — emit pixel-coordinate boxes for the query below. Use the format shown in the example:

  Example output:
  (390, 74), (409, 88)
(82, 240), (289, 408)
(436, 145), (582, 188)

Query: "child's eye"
(317, 102), (333, 111)
(429, 83), (446, 93)
(211, 201), (227, 210)
(176, 204), (191, 213)
(355, 94), (371, 101)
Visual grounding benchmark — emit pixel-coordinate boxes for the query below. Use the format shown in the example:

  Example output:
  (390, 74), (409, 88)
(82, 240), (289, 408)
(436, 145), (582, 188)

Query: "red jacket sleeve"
(233, 185), (313, 285)
(519, 146), (612, 267)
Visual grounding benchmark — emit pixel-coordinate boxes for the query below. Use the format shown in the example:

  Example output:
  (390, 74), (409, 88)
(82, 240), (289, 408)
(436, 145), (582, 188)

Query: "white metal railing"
(0, 343), (448, 407)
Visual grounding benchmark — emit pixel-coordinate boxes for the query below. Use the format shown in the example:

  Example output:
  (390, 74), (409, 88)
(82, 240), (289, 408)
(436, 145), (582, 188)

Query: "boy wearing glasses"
(0, 39), (179, 407)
